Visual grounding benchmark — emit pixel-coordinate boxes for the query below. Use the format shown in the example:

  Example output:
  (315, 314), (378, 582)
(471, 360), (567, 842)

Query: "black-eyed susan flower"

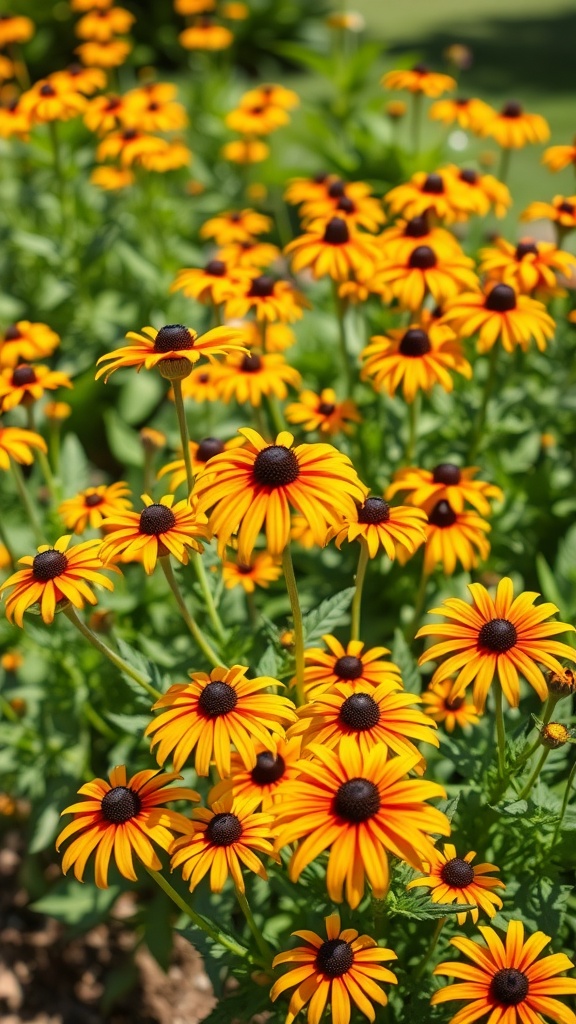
(208, 736), (301, 810)
(221, 138), (270, 164)
(0, 97), (31, 139)
(302, 635), (402, 698)
(95, 323), (245, 382)
(240, 83), (299, 111)
(96, 128), (169, 167)
(215, 351), (301, 407)
(242, 321), (295, 353)
(361, 321), (472, 403)
(0, 364), (72, 412)
(0, 536), (116, 627)
(521, 194), (576, 230)
(146, 664), (297, 776)
(170, 795), (275, 894)
(270, 913), (398, 1024)
(56, 766), (199, 889)
(140, 139), (192, 173)
(285, 388), (361, 436)
(441, 283), (555, 353)
(84, 93), (128, 134)
(179, 17), (233, 51)
(543, 138), (576, 173)
(387, 464), (503, 516)
(71, 0), (115, 9)
(217, 238), (281, 269)
(51, 64), (107, 96)
(378, 213), (462, 262)
(299, 180), (385, 233)
(407, 844), (504, 924)
(225, 274), (307, 323)
(200, 208), (272, 245)
(158, 436), (243, 491)
(422, 680), (480, 732)
(171, 259), (244, 306)
(99, 493), (209, 574)
(90, 166), (134, 190)
(372, 244), (478, 311)
(429, 96), (495, 132)
(58, 482), (132, 534)
(0, 14), (35, 46)
(174, 0), (215, 12)
(275, 737), (449, 908)
(382, 65), (456, 97)
(75, 39), (132, 68)
(222, 551), (282, 592)
(193, 428), (366, 562)
(431, 920), (576, 1024)
(285, 217), (379, 282)
(20, 77), (87, 123)
(331, 496), (428, 561)
(478, 237), (576, 296)
(0, 425), (47, 470)
(122, 82), (187, 131)
(285, 172), (336, 207)
(413, 499), (491, 576)
(386, 170), (470, 224)
(226, 102), (289, 135)
(178, 364), (221, 402)
(290, 514), (317, 549)
(44, 400), (72, 421)
(480, 101), (550, 148)
(417, 577), (576, 710)
(443, 166), (512, 219)
(293, 679), (438, 760)
(75, 6), (135, 41)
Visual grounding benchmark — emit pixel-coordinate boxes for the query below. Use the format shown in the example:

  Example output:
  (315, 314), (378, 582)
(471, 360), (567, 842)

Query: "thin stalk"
(412, 917), (446, 981)
(405, 394), (420, 465)
(551, 759), (576, 849)
(282, 545), (305, 706)
(350, 539), (370, 642)
(498, 146), (512, 185)
(404, 560), (430, 643)
(191, 553), (227, 644)
(494, 681), (507, 781)
(172, 377), (194, 494)
(146, 868), (251, 960)
(160, 556), (220, 667)
(0, 694), (19, 723)
(519, 747), (550, 800)
(266, 394), (285, 436)
(83, 701), (116, 739)
(245, 590), (258, 629)
(26, 405), (57, 501)
(332, 283), (354, 396)
(63, 605), (162, 701)
(235, 887), (273, 967)
(514, 694), (559, 769)
(468, 344), (499, 462)
(11, 461), (44, 544)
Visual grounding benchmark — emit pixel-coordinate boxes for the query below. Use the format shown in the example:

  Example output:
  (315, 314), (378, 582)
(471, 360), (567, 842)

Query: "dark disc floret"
(515, 240), (538, 260)
(357, 497), (390, 524)
(101, 786), (141, 824)
(248, 275), (275, 298)
(40, 83), (56, 97)
(205, 259), (226, 276)
(485, 284), (516, 312)
(440, 857), (475, 888)
(490, 968), (529, 1006)
(428, 499), (457, 528)
(334, 777), (380, 822)
(408, 245), (437, 270)
(198, 681), (238, 717)
(323, 217), (350, 245)
(459, 168), (478, 185)
(154, 324), (195, 353)
(251, 751), (286, 785)
(85, 492), (104, 508)
(316, 939), (354, 977)
(334, 655), (364, 680)
(405, 215), (429, 238)
(139, 503), (176, 535)
(318, 401), (336, 416)
(197, 437), (225, 462)
(445, 695), (465, 711)
(4, 324), (21, 341)
(413, 63), (429, 74)
(327, 179), (346, 199)
(241, 353), (262, 373)
(478, 618), (518, 653)
(399, 328), (431, 357)
(12, 365), (37, 386)
(32, 549), (68, 581)
(253, 445), (300, 487)
(559, 201), (574, 215)
(432, 463), (461, 485)
(206, 812), (243, 846)
(339, 692), (381, 731)
(502, 101), (523, 118)
(422, 173), (444, 195)
(336, 196), (355, 214)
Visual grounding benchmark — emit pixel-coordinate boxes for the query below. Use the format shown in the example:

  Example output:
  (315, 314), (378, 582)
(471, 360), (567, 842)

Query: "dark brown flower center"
(399, 329), (431, 356)
(445, 695), (465, 711)
(334, 655), (364, 680)
(197, 437), (225, 462)
(248, 275), (275, 298)
(559, 201), (574, 215)
(327, 179), (346, 199)
(433, 463), (461, 485)
(358, 497), (390, 524)
(490, 969), (529, 1006)
(460, 168), (478, 185)
(502, 101), (523, 118)
(339, 692), (380, 731)
(101, 786), (141, 824)
(198, 680), (238, 717)
(251, 751), (286, 785)
(314, 172), (328, 184)
(408, 245), (437, 270)
(32, 549), (68, 581)
(334, 778), (380, 822)
(323, 217), (350, 245)
(316, 939), (354, 977)
(318, 401), (336, 416)
(85, 492), (104, 507)
(336, 196), (355, 214)
(405, 215), (429, 238)
(253, 445), (299, 487)
(105, 96), (122, 111)
(206, 812), (243, 846)
(428, 499), (457, 528)
(515, 241), (538, 260)
(423, 173), (444, 195)
(12, 365), (37, 386)
(139, 503), (176, 535)
(123, 129), (139, 140)
(440, 857), (475, 887)
(205, 259), (226, 276)
(4, 324), (21, 341)
(413, 63), (429, 74)
(241, 353), (262, 373)
(154, 324), (195, 352)
(478, 618), (517, 653)
(455, 97), (470, 107)
(40, 83), (56, 97)
(485, 284), (516, 313)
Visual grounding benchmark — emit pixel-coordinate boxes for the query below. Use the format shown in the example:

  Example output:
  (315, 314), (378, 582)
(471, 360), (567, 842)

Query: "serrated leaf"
(302, 588), (355, 645)
(385, 888), (467, 921)
(255, 645), (278, 679)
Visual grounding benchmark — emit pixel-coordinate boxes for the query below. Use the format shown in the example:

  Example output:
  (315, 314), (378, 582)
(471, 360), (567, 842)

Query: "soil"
(0, 830), (216, 1024)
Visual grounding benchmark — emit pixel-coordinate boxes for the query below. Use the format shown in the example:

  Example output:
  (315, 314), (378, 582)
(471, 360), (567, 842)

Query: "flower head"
(386, 170), (469, 223)
(221, 138), (270, 164)
(361, 321), (472, 403)
(58, 482), (132, 534)
(158, 436), (243, 491)
(215, 351), (301, 406)
(331, 496), (427, 560)
(170, 259), (245, 306)
(0, 14), (34, 46)
(521, 194), (576, 229)
(95, 323), (245, 382)
(208, 735), (301, 810)
(422, 680), (480, 732)
(179, 17), (233, 51)
(443, 166), (512, 219)
(416, 500), (491, 576)
(96, 129), (170, 167)
(372, 243), (478, 310)
(480, 101), (550, 148)
(301, 635), (402, 698)
(99, 493), (209, 573)
(417, 577), (576, 710)
(222, 551), (282, 592)
(0, 363), (72, 412)
(51, 64), (107, 96)
(408, 843), (504, 924)
(429, 96), (495, 131)
(441, 283), (556, 353)
(386, 464), (503, 516)
(225, 273), (307, 323)
(200, 208), (272, 245)
(56, 766), (199, 888)
(75, 39), (132, 68)
(479, 237), (576, 296)
(0, 321), (59, 369)
(285, 388), (361, 436)
(20, 77), (87, 123)
(383, 65), (456, 97)
(285, 217), (379, 282)
(75, 6), (135, 41)
(543, 139), (576, 173)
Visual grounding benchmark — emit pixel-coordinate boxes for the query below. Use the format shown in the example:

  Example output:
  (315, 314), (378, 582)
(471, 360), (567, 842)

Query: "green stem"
(282, 545), (305, 706)
(468, 344), (499, 462)
(172, 377), (194, 494)
(412, 917), (446, 981)
(0, 694), (19, 723)
(63, 605), (162, 701)
(11, 461), (44, 544)
(494, 681), (507, 781)
(143, 447), (155, 496)
(498, 146), (512, 185)
(160, 556), (221, 667)
(146, 868), (250, 960)
(519, 747), (550, 800)
(190, 552), (227, 643)
(83, 700), (116, 738)
(411, 92), (423, 155)
(235, 886), (273, 967)
(514, 694), (559, 769)
(350, 539), (370, 642)
(551, 759), (576, 849)
(26, 405), (59, 502)
(404, 560), (430, 643)
(266, 394), (285, 436)
(333, 283), (354, 396)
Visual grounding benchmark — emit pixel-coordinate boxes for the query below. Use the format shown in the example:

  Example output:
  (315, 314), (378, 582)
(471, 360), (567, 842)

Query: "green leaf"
(29, 803), (61, 854)
(106, 712), (152, 733)
(31, 880), (120, 927)
(59, 433), (90, 496)
(104, 408), (144, 468)
(391, 628), (421, 693)
(255, 645), (279, 679)
(536, 553), (566, 615)
(302, 587), (355, 645)
(385, 888), (467, 921)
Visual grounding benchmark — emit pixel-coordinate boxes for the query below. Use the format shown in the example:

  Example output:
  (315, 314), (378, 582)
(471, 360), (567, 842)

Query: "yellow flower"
(208, 735), (301, 810)
(382, 65), (456, 97)
(99, 493), (209, 574)
(442, 165), (512, 219)
(215, 350), (301, 407)
(51, 64), (107, 96)
(429, 96), (495, 132)
(20, 77), (87, 124)
(331, 496), (428, 560)
(478, 237), (576, 296)
(96, 128), (169, 167)
(441, 283), (555, 353)
(386, 169), (471, 223)
(285, 388), (361, 436)
(200, 208), (272, 245)
(44, 401), (72, 421)
(301, 635), (402, 698)
(0, 97), (31, 139)
(75, 39), (132, 68)
(421, 680), (480, 733)
(95, 323), (246, 381)
(521, 194), (576, 229)
(415, 500), (491, 576)
(222, 551), (282, 592)
(0, 15), (35, 46)
(0, 321), (59, 368)
(408, 843), (504, 924)
(84, 93), (128, 134)
(372, 244), (478, 311)
(226, 103), (289, 135)
(75, 6), (135, 41)
(240, 83), (299, 111)
(221, 138), (270, 164)
(179, 17), (233, 50)
(285, 217), (379, 282)
(170, 259), (246, 306)
(90, 166), (134, 190)
(0, 364), (72, 412)
(543, 139), (576, 172)
(480, 101), (550, 148)
(140, 139), (192, 173)
(0, 426), (47, 470)
(58, 482), (132, 534)
(158, 437), (245, 491)
(386, 463), (502, 516)
(216, 238), (281, 269)
(225, 274), (307, 323)
(361, 321), (472, 403)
